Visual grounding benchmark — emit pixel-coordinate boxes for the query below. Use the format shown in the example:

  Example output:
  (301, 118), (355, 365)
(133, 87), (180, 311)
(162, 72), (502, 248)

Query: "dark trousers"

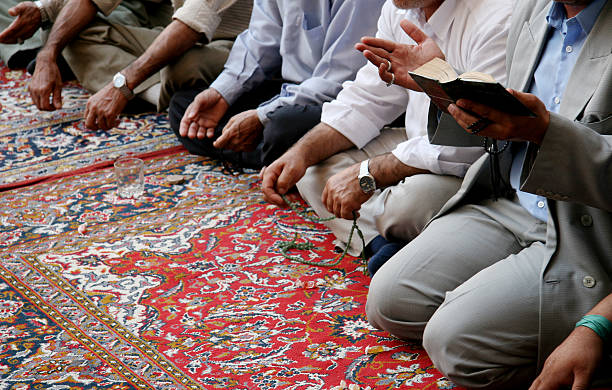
(168, 81), (323, 169)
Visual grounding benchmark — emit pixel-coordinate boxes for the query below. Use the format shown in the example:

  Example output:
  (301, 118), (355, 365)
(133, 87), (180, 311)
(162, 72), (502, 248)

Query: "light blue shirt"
(510, 0), (606, 222)
(209, 0), (385, 125)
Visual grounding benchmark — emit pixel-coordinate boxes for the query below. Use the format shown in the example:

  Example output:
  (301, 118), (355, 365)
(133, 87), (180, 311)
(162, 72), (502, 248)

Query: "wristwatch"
(112, 72), (135, 100)
(358, 159), (376, 194)
(34, 0), (52, 30)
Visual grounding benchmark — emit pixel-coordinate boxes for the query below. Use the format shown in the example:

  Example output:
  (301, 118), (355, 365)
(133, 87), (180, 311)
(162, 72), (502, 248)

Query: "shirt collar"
(427, 0), (457, 38)
(547, 0), (607, 34)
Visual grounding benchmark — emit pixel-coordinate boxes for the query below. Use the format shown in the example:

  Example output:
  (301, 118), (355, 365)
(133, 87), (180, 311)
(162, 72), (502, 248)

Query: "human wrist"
(576, 314), (612, 346)
(36, 46), (59, 63)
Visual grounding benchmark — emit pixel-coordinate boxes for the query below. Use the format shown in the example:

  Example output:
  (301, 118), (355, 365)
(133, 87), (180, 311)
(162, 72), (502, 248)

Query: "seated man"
(262, 0), (513, 274)
(366, 0), (612, 388)
(169, 0), (386, 170)
(0, 0), (251, 130)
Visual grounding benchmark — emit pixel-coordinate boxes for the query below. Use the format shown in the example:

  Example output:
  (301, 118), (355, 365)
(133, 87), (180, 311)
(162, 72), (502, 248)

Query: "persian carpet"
(0, 63), (181, 190)
(0, 152), (462, 389)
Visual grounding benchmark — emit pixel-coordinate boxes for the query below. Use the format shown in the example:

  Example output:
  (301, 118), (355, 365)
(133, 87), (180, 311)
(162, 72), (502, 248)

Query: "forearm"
(370, 153), (429, 188)
(121, 19), (201, 90)
(293, 122), (355, 167)
(37, 0), (96, 61)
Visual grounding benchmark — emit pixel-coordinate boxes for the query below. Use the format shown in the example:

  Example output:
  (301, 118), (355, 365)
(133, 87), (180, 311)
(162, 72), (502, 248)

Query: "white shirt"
(321, 0), (513, 177)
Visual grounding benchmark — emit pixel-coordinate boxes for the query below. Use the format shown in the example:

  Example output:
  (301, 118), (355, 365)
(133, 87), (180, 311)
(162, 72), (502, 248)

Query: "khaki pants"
(296, 127), (462, 255)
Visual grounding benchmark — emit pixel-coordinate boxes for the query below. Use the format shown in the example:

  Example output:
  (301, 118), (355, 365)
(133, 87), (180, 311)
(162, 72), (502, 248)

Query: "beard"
(392, 0), (442, 9)
(553, 0), (593, 5)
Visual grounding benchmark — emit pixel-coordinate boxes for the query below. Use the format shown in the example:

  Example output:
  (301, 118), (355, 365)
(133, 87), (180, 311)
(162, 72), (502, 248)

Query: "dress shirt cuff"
(256, 106), (271, 126)
(391, 137), (483, 177)
(210, 71), (243, 106)
(173, 0), (221, 41)
(40, 0), (65, 22)
(321, 101), (380, 149)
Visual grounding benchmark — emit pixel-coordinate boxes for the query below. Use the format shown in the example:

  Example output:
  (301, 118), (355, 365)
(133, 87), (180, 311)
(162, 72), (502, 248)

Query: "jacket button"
(580, 214), (593, 227)
(583, 275), (596, 288)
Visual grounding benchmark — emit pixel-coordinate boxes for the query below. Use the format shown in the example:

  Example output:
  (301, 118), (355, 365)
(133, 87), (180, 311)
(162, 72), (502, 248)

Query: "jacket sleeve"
(520, 112), (612, 212)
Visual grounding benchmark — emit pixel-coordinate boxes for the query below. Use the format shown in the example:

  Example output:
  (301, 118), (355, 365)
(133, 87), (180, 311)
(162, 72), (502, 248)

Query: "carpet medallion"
(0, 64), (180, 189)
(0, 153), (461, 389)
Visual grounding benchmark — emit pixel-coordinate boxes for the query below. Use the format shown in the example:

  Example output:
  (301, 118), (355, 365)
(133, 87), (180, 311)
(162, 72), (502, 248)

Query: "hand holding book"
(409, 58), (536, 117)
(447, 90), (550, 145)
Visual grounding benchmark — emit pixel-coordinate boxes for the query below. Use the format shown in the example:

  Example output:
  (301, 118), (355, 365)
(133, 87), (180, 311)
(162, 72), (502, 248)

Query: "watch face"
(113, 73), (125, 88)
(359, 176), (375, 193)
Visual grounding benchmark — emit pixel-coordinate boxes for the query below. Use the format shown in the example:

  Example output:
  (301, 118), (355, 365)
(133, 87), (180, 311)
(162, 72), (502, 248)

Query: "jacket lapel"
(560, 1), (612, 120)
(507, 4), (551, 91)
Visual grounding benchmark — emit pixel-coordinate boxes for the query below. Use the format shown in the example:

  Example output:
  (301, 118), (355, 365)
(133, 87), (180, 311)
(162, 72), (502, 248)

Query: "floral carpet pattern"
(0, 61), (462, 389)
(0, 153), (461, 389)
(0, 64), (180, 189)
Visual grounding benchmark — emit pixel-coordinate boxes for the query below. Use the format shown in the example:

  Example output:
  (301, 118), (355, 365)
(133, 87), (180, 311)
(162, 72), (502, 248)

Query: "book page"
(458, 71), (496, 83)
(411, 58), (459, 82)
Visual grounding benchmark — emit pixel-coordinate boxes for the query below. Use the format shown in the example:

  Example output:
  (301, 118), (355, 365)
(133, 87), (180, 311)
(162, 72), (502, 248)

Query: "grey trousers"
(296, 127), (463, 255)
(367, 196), (552, 389)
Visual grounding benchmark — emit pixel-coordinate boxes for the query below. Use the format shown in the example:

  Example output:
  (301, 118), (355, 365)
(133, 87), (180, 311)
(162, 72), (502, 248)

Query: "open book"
(409, 58), (535, 117)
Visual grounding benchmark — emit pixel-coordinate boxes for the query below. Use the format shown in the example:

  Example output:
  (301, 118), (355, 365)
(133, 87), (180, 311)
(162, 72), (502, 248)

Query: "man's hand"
(448, 89), (551, 145)
(355, 20), (444, 90)
(29, 53), (63, 111)
(179, 88), (229, 139)
(0, 2), (42, 44)
(84, 83), (129, 130)
(529, 326), (603, 390)
(322, 163), (372, 220)
(213, 109), (263, 152)
(261, 150), (309, 206)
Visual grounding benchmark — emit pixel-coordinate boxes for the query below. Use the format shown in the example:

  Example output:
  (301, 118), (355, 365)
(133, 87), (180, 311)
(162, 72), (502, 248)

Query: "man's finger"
(187, 121), (198, 139)
(362, 49), (390, 67)
(400, 20), (428, 44)
(52, 83), (62, 110)
(7, 4), (22, 16)
(276, 165), (299, 195)
(360, 36), (395, 52)
(571, 374), (590, 390)
(261, 166), (285, 206)
(178, 117), (189, 137)
(85, 109), (97, 129)
(213, 125), (231, 148)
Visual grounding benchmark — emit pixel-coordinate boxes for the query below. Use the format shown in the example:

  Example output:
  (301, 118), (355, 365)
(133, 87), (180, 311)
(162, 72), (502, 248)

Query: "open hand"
(179, 88), (229, 139)
(84, 83), (128, 130)
(529, 326), (603, 390)
(322, 163), (372, 220)
(355, 20), (444, 90)
(448, 89), (550, 145)
(0, 2), (41, 44)
(29, 55), (63, 111)
(213, 109), (263, 152)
